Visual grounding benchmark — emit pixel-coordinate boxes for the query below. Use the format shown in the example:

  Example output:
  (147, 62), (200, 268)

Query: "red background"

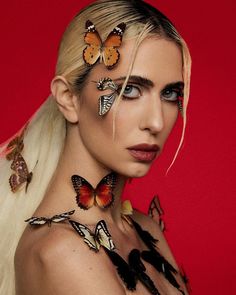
(0, 0), (235, 294)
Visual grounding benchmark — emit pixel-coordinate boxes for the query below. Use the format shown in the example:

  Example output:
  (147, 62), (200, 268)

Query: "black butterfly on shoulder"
(104, 247), (160, 295)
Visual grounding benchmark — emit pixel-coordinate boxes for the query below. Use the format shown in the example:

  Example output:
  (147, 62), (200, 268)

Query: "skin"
(14, 37), (188, 295)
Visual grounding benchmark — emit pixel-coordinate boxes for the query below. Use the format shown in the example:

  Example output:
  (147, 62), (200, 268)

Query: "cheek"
(77, 91), (119, 158)
(162, 103), (179, 141)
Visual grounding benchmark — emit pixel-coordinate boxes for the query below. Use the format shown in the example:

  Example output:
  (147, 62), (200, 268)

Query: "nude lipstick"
(127, 144), (160, 162)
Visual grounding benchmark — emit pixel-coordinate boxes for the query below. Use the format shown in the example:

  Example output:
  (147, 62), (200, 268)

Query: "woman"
(0, 0), (191, 294)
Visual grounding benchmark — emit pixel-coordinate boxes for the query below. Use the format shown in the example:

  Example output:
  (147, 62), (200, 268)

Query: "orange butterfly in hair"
(83, 20), (126, 69)
(71, 172), (117, 210)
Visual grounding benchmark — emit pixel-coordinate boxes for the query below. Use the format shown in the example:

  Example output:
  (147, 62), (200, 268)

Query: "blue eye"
(161, 88), (183, 102)
(122, 84), (141, 99)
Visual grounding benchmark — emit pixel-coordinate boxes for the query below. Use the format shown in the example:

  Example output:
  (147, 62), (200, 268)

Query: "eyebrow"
(162, 81), (185, 90)
(113, 75), (154, 88)
(113, 75), (184, 90)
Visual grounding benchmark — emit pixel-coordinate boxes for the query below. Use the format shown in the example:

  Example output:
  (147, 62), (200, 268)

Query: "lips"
(127, 144), (160, 162)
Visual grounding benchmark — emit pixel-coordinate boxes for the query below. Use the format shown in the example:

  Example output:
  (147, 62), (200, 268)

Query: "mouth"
(127, 144), (160, 162)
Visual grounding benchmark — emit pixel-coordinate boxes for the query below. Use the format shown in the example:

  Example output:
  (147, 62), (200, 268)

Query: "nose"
(139, 96), (164, 135)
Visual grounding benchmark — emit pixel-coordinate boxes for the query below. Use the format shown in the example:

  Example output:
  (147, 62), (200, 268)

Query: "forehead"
(88, 37), (183, 87)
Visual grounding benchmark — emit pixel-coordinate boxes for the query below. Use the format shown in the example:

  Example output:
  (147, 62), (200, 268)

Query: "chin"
(119, 162), (152, 178)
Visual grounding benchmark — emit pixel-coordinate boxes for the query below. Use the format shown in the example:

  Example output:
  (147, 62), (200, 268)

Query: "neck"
(37, 124), (128, 226)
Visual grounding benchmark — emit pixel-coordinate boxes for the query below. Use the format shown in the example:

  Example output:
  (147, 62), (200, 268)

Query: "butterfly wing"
(95, 172), (117, 208)
(129, 249), (160, 295)
(141, 250), (184, 294)
(121, 200), (133, 216)
(71, 175), (94, 210)
(148, 195), (165, 232)
(131, 218), (158, 251)
(51, 210), (75, 223)
(103, 23), (126, 68)
(6, 137), (24, 160)
(102, 47), (120, 69)
(103, 248), (137, 291)
(69, 220), (98, 251)
(24, 217), (48, 225)
(97, 77), (118, 91)
(5, 126), (26, 160)
(95, 220), (115, 250)
(83, 20), (102, 66)
(98, 92), (116, 116)
(9, 153), (32, 193)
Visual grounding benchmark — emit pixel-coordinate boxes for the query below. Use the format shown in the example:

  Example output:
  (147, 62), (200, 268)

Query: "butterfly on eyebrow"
(71, 172), (117, 210)
(94, 77), (119, 116)
(83, 20), (126, 69)
(9, 153), (33, 193)
(25, 210), (75, 226)
(69, 219), (116, 252)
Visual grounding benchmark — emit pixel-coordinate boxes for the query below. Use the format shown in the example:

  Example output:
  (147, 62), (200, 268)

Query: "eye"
(161, 88), (183, 102)
(121, 84), (141, 99)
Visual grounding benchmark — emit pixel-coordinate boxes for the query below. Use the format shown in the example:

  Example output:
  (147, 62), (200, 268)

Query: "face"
(76, 38), (183, 178)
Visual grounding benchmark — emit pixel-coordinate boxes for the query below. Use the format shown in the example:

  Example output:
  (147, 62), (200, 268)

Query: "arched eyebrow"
(113, 75), (154, 88)
(113, 75), (184, 90)
(162, 81), (184, 91)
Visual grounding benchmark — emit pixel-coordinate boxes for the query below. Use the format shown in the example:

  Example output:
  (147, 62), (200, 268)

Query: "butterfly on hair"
(4, 125), (27, 161)
(9, 153), (33, 193)
(25, 210), (75, 227)
(83, 20), (126, 69)
(71, 172), (117, 210)
(69, 219), (115, 252)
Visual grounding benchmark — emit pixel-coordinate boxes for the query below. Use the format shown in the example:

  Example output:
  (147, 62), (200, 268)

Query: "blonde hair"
(0, 0), (191, 294)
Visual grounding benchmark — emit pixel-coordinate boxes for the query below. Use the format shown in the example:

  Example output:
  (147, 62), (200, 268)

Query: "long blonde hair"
(0, 1), (191, 294)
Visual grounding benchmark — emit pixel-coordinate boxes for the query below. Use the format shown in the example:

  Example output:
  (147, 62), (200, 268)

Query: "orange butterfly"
(83, 20), (126, 69)
(71, 172), (117, 210)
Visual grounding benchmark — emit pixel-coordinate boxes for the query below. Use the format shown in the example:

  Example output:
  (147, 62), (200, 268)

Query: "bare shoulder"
(15, 224), (125, 295)
(132, 209), (179, 270)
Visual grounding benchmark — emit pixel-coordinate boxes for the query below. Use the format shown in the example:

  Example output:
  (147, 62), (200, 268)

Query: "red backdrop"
(0, 1), (235, 294)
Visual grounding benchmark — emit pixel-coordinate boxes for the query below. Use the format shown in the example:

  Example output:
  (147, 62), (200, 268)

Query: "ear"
(51, 76), (79, 123)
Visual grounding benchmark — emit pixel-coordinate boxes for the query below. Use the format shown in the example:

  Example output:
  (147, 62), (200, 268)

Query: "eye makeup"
(161, 82), (184, 103)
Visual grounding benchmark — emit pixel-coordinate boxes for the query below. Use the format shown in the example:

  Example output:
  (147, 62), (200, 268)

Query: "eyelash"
(161, 87), (183, 103)
(117, 83), (184, 103)
(117, 84), (142, 100)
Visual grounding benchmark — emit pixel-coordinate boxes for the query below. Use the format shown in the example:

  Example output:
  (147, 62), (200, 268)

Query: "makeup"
(127, 144), (160, 162)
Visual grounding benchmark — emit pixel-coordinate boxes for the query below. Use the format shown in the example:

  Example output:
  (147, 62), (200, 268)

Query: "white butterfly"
(25, 210), (75, 226)
(69, 219), (116, 252)
(96, 77), (118, 116)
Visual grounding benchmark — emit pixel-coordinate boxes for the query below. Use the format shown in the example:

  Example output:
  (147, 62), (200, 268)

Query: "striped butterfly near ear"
(83, 20), (126, 69)
(69, 219), (115, 252)
(25, 210), (75, 226)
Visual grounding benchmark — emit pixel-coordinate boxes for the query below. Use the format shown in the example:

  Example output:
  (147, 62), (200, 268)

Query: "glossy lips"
(127, 144), (160, 162)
